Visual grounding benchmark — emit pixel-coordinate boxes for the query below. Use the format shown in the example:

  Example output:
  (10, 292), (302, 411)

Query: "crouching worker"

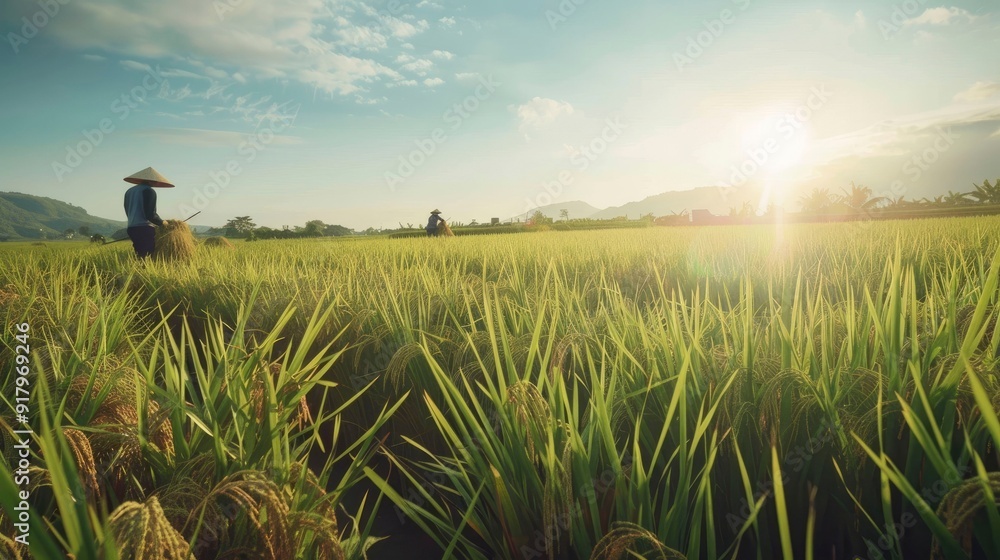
(123, 167), (173, 258)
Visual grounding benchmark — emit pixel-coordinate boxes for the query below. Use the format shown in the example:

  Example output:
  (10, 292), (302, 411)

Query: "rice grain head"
(154, 220), (197, 262)
(590, 522), (687, 560)
(932, 472), (1000, 559)
(63, 427), (100, 502)
(505, 381), (551, 459)
(0, 534), (23, 560)
(105, 497), (194, 560)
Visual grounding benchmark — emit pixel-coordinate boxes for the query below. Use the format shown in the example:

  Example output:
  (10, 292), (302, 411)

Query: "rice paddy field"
(2, 218), (1000, 559)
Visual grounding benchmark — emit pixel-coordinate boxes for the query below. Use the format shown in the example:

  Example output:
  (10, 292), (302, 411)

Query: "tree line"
(796, 179), (1000, 215)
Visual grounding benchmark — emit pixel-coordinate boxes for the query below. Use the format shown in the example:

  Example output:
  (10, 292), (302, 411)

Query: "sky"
(1, 0), (999, 230)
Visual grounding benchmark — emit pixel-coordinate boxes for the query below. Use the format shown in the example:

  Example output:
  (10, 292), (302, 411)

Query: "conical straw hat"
(124, 167), (175, 188)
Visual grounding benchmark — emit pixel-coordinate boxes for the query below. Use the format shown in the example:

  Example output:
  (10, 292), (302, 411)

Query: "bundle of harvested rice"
(440, 220), (455, 237)
(203, 236), (235, 249)
(154, 220), (196, 262)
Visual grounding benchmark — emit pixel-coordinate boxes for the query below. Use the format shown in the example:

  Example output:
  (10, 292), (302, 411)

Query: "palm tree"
(729, 201), (755, 218)
(885, 196), (909, 210)
(967, 179), (1000, 205)
(839, 182), (885, 213)
(944, 190), (970, 206)
(799, 188), (833, 214)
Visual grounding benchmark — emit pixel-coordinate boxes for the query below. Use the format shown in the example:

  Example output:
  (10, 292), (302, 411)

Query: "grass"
(1, 218), (999, 559)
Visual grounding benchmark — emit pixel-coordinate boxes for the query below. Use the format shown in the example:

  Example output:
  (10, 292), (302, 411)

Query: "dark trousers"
(127, 226), (155, 258)
(426, 227), (439, 237)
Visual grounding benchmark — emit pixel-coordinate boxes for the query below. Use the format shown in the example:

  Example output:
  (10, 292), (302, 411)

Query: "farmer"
(123, 167), (173, 258)
(426, 209), (445, 237)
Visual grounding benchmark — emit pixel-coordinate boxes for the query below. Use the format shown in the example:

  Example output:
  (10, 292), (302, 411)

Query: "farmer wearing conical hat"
(123, 167), (173, 258)
(426, 209), (445, 237)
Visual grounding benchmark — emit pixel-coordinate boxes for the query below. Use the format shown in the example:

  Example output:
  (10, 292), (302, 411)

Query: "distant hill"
(513, 200), (600, 221)
(589, 186), (763, 220)
(0, 192), (126, 239)
(516, 187), (765, 222)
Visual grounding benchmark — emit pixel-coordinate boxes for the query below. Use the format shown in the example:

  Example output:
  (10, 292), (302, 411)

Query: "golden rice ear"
(932, 472), (1000, 559)
(104, 497), (194, 560)
(63, 427), (100, 502)
(590, 522), (686, 560)
(189, 471), (294, 559)
(0, 534), (23, 560)
(504, 381), (551, 460)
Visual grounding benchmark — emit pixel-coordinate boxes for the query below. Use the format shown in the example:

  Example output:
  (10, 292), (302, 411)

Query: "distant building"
(491, 217), (500, 225)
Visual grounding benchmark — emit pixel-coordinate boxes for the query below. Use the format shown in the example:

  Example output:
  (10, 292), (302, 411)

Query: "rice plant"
(1, 217), (999, 558)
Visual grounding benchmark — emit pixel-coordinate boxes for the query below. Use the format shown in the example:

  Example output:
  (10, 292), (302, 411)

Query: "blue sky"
(2, 0), (999, 229)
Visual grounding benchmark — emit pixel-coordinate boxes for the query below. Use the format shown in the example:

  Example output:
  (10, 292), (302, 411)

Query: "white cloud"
(432, 50), (455, 60)
(355, 95), (387, 105)
(158, 83), (193, 102)
(335, 24), (388, 52)
(424, 77), (444, 87)
(82, 54), (106, 61)
(854, 10), (866, 28)
(42, 0), (406, 96)
(904, 7), (977, 26)
(137, 127), (303, 147)
(396, 54), (434, 75)
(954, 81), (1000, 103)
(384, 18), (430, 38)
(512, 97), (575, 134)
(120, 59), (152, 72)
(439, 16), (456, 27)
(455, 72), (480, 82)
(416, 0), (443, 8)
(809, 97), (1000, 165)
(160, 68), (207, 80)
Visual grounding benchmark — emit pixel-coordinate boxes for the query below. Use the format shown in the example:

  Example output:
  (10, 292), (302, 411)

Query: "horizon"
(2, 0), (999, 230)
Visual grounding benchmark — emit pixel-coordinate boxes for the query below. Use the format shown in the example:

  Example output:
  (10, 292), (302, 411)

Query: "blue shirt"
(124, 183), (164, 227)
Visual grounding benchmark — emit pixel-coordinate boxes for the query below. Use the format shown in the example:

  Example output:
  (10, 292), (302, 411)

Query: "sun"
(740, 110), (813, 176)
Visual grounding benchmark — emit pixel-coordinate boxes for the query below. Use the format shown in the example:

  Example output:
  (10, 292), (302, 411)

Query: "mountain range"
(519, 185), (764, 221)
(0, 192), (126, 239)
(0, 192), (214, 239)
